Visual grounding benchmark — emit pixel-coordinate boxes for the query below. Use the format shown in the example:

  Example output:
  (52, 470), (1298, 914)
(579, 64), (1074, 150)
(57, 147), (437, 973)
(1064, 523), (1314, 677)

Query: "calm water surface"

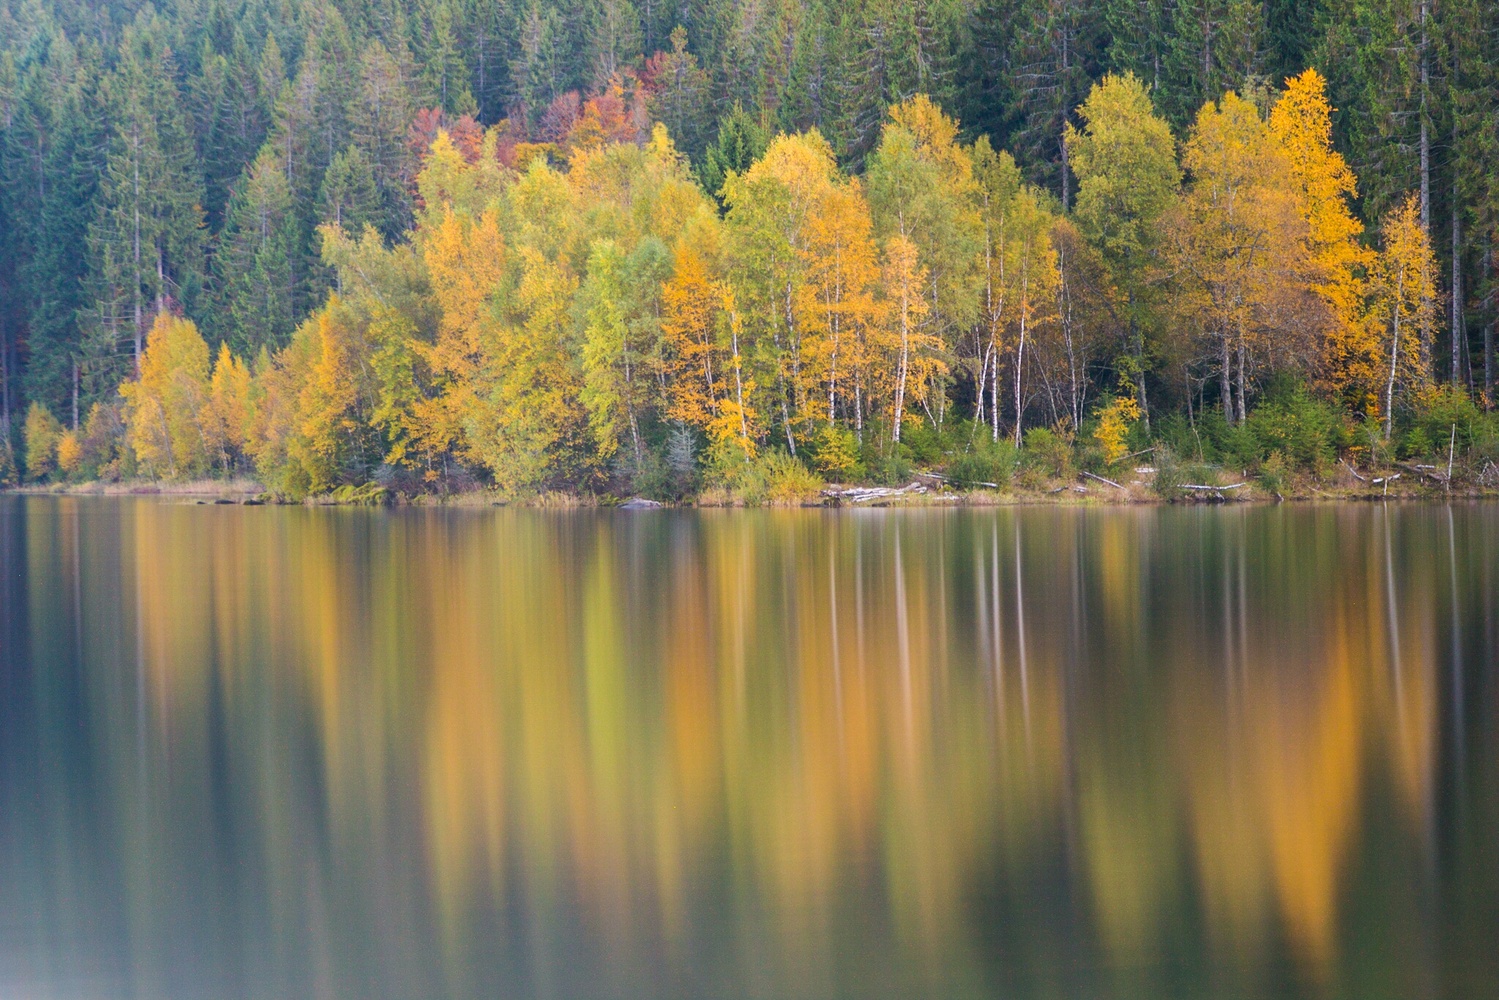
(0, 497), (1495, 999)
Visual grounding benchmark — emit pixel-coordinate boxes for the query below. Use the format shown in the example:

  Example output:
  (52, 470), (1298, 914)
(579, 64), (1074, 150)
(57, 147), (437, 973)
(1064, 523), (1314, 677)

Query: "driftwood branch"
(1447, 423), (1457, 486)
(823, 481), (930, 503)
(1179, 483), (1246, 491)
(1081, 471), (1125, 490)
(1340, 459), (1368, 482)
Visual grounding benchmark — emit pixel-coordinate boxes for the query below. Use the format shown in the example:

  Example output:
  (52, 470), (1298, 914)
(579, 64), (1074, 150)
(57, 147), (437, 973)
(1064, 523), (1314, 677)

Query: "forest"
(2, 0), (1497, 498)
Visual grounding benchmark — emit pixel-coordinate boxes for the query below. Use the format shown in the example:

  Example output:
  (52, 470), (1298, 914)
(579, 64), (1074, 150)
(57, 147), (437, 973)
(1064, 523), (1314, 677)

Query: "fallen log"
(1179, 483), (1246, 491)
(1081, 471), (1125, 490)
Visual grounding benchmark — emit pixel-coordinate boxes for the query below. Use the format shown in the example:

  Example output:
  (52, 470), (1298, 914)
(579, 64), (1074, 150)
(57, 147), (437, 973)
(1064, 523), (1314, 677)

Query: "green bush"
(1411, 386), (1485, 458)
(1258, 450), (1289, 496)
(947, 436), (1021, 488)
(1152, 413), (1208, 465)
(897, 419), (945, 465)
(1245, 387), (1342, 470)
(1022, 426), (1073, 478)
(862, 442), (914, 486)
(1400, 425), (1434, 461)
(1151, 446), (1224, 500)
(717, 449), (823, 505)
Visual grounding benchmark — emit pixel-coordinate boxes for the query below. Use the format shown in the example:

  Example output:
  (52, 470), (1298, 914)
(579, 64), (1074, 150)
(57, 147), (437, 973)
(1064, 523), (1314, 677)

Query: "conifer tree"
(215, 148), (305, 354)
(85, 16), (206, 369)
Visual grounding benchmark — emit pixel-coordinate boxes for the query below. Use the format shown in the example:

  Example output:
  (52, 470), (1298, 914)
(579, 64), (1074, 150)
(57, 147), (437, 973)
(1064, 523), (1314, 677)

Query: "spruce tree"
(84, 16), (205, 370)
(215, 148), (305, 354)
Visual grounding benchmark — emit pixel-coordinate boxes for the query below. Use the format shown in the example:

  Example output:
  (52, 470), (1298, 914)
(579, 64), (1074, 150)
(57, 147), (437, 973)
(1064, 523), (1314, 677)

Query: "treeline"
(18, 76), (1499, 498)
(1, 0), (1496, 493)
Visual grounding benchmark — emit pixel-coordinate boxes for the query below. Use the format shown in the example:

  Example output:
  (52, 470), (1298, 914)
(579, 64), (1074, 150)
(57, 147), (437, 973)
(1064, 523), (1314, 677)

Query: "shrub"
(77, 403), (125, 480)
(1258, 450), (1289, 496)
(812, 424), (864, 481)
(947, 436), (1020, 488)
(1152, 413), (1208, 465)
(1400, 426), (1433, 461)
(56, 431), (82, 478)
(1350, 415), (1395, 467)
(23, 402), (63, 482)
(862, 441), (914, 486)
(1411, 385), (1485, 458)
(897, 419), (944, 465)
(734, 450), (822, 506)
(1022, 426), (1073, 478)
(1245, 387), (1342, 470)
(1092, 396), (1142, 465)
(1151, 446), (1224, 500)
(1219, 421), (1260, 472)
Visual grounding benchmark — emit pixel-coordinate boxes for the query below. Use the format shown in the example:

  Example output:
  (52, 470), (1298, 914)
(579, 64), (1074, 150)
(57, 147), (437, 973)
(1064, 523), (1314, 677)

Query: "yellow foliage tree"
(882, 234), (933, 442)
(120, 313), (212, 478)
(1267, 70), (1377, 409)
(799, 177), (881, 430)
(660, 239), (725, 428)
(1093, 396), (1142, 465)
(56, 430), (83, 477)
(294, 298), (374, 491)
(202, 343), (254, 473)
(1370, 195), (1437, 439)
(23, 402), (63, 482)
(1168, 91), (1311, 424)
(417, 205), (507, 464)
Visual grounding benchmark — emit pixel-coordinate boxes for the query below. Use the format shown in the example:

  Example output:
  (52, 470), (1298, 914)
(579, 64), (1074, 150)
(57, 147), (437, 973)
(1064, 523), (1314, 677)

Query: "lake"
(0, 497), (1495, 999)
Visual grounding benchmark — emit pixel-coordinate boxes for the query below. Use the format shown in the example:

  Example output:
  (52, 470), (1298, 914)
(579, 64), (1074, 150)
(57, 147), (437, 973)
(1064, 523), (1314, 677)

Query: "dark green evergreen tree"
(83, 14), (206, 371)
(214, 147), (305, 354)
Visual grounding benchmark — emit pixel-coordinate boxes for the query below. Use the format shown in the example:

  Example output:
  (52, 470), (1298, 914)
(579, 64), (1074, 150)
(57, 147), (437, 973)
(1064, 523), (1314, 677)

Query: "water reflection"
(0, 499), (1495, 999)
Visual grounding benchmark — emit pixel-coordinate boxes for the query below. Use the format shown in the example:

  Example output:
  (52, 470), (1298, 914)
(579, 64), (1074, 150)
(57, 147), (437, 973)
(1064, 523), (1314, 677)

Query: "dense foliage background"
(1, 0), (1496, 494)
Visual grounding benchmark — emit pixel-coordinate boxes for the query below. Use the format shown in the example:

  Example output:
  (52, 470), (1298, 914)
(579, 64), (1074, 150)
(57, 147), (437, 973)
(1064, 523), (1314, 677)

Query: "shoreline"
(7, 475), (1498, 508)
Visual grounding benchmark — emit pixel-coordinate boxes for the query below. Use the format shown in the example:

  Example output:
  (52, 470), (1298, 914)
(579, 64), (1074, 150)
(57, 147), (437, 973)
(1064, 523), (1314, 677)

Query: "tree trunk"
(1221, 333), (1233, 424)
(1059, 24), (1071, 211)
(893, 287), (910, 444)
(1236, 335), (1247, 425)
(1129, 291), (1148, 428)
(1386, 268), (1404, 440)
(0, 323), (10, 441)
(1451, 113), (1463, 385)
(1013, 272), (1029, 446)
(1484, 244), (1494, 406)
(133, 130), (144, 370)
(1419, 0), (1431, 234)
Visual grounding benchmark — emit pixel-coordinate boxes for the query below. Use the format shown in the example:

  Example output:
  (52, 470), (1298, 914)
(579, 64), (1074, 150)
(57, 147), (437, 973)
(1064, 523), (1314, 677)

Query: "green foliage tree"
(1065, 72), (1179, 419)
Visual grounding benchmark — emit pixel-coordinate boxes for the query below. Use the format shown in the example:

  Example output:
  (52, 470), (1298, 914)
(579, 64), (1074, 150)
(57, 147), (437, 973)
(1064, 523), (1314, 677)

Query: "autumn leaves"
(94, 70), (1439, 495)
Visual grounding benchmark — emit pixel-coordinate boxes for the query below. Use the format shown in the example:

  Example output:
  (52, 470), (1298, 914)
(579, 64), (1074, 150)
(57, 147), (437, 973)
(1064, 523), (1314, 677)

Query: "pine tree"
(1003, 0), (1104, 207)
(350, 38), (418, 238)
(1158, 0), (1266, 129)
(319, 145), (383, 234)
(643, 26), (710, 161)
(699, 101), (767, 201)
(84, 15), (206, 370)
(215, 148), (305, 354)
